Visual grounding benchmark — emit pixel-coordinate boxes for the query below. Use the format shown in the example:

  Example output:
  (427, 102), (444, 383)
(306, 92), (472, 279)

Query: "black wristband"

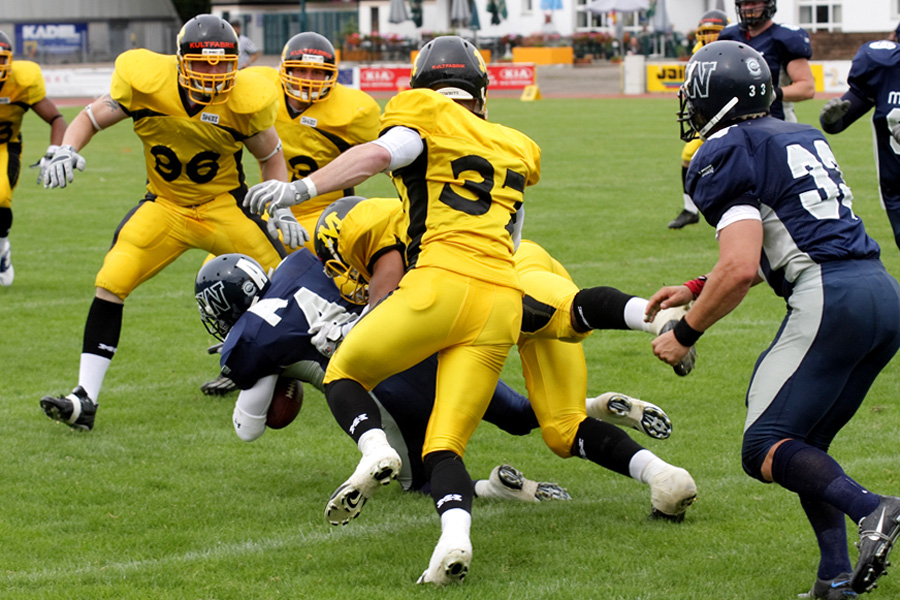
(672, 316), (703, 347)
(774, 87), (784, 102)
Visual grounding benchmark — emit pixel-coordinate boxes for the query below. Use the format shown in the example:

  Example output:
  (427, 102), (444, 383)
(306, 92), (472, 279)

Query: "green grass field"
(2, 97), (898, 600)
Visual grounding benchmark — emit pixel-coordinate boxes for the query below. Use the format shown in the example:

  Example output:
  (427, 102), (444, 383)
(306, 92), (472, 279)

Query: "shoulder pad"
(228, 70), (279, 115)
(114, 49), (173, 96)
(10, 60), (43, 87)
(242, 65), (280, 86)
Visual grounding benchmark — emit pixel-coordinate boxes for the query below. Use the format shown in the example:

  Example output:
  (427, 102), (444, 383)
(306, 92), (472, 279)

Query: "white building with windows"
(358, 0), (899, 40)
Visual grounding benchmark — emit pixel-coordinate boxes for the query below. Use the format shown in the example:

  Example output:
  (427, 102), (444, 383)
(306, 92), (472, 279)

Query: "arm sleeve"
(372, 126), (424, 171)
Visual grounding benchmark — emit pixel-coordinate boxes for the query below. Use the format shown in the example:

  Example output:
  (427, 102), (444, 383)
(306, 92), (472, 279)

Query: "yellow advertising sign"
(645, 62), (826, 94)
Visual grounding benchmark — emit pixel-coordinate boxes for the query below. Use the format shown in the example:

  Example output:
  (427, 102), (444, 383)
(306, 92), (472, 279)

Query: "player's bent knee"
(541, 423), (578, 458)
(741, 435), (772, 483)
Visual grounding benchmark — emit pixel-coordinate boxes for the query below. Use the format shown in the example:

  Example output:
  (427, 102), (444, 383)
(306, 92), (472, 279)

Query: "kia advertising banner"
(357, 64), (536, 93)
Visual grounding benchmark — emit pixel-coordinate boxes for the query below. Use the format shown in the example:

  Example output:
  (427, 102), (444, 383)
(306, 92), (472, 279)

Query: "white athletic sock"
(78, 352), (111, 403)
(624, 297), (654, 333)
(629, 449), (658, 482)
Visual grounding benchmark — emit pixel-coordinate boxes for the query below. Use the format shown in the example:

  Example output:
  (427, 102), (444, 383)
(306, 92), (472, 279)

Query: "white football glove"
(244, 179), (312, 215)
(30, 144), (59, 184)
(310, 320), (356, 358)
(267, 207), (309, 249)
(820, 97), (851, 126)
(43, 144), (86, 189)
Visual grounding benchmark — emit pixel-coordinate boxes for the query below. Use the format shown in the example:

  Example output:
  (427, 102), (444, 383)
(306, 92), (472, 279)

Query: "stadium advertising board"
(15, 23), (87, 57)
(644, 61), (845, 94)
(357, 64), (536, 92)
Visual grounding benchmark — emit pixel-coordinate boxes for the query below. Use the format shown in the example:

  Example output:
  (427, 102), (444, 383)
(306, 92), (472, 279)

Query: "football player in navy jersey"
(194, 250), (682, 508)
(718, 0), (815, 122)
(649, 41), (900, 599)
(818, 22), (900, 252)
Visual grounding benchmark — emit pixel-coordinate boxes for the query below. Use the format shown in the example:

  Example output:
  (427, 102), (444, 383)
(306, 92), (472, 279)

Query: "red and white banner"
(357, 63), (536, 93)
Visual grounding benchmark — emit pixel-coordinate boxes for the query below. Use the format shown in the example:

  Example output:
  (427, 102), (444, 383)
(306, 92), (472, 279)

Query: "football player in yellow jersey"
(313, 195), (698, 521)
(668, 9), (728, 230)
(38, 15), (304, 432)
(245, 32), (380, 252)
(0, 30), (68, 286)
(245, 35), (539, 586)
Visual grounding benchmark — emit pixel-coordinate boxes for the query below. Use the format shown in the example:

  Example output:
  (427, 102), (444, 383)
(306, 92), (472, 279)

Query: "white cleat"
(417, 538), (472, 586)
(587, 392), (672, 440)
(645, 460), (697, 522)
(476, 464), (571, 503)
(324, 444), (401, 526)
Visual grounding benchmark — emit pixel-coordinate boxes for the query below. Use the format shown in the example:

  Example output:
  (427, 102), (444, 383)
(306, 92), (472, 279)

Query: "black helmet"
(410, 36), (489, 117)
(176, 15), (239, 105)
(678, 41), (773, 142)
(735, 0), (776, 29)
(195, 253), (270, 341)
(280, 32), (339, 103)
(0, 31), (12, 82)
(314, 196), (368, 305)
(696, 10), (729, 46)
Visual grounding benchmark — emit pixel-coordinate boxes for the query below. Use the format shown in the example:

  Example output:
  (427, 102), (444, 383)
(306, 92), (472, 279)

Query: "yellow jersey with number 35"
(0, 60), (47, 146)
(382, 88), (540, 290)
(110, 49), (279, 207)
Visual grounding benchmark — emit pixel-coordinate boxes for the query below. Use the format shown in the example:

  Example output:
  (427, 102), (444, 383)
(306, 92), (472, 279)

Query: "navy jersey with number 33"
(686, 116), (881, 298)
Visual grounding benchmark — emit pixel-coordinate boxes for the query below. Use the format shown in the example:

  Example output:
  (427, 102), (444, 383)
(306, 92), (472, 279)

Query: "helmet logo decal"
(747, 58), (762, 77)
(300, 53), (326, 64)
(316, 211), (342, 252)
(197, 281), (231, 318)
(687, 61), (717, 99)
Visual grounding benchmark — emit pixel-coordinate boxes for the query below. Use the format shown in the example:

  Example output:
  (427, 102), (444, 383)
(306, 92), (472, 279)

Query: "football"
(266, 377), (304, 429)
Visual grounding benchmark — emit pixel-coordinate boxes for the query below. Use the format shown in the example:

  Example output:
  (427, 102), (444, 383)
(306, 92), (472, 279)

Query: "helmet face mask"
(409, 36), (489, 117)
(314, 196), (369, 306)
(177, 15), (239, 105)
(195, 254), (269, 341)
(735, 0), (776, 29)
(0, 31), (13, 82)
(678, 41), (773, 142)
(280, 33), (338, 104)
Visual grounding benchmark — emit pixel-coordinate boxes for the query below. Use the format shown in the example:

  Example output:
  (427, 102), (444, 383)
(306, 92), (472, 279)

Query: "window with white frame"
(797, 1), (842, 32)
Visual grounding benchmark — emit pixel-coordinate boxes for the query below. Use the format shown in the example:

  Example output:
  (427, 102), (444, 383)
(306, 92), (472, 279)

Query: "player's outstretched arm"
(244, 142), (392, 215)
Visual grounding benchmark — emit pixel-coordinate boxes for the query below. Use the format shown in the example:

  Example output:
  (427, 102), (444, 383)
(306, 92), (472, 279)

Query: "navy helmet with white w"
(678, 40), (773, 142)
(195, 254), (270, 341)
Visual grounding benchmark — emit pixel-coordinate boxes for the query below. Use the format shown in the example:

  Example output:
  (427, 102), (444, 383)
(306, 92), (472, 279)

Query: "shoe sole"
(440, 548), (470, 584)
(40, 398), (93, 432)
(852, 514), (900, 592)
(324, 457), (399, 526)
(606, 395), (672, 440)
(418, 548), (471, 586)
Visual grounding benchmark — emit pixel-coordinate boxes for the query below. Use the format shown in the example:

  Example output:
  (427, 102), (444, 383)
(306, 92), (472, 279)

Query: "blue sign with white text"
(15, 23), (87, 57)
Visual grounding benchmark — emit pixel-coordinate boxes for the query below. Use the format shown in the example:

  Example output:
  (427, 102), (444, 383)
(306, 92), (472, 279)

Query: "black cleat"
(668, 209), (700, 229)
(40, 386), (97, 431)
(852, 495), (900, 593)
